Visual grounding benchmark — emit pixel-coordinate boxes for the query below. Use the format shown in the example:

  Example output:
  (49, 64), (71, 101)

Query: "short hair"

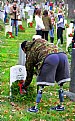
(13, 0), (17, 3)
(7, 0), (9, 2)
(21, 41), (27, 50)
(43, 10), (48, 16)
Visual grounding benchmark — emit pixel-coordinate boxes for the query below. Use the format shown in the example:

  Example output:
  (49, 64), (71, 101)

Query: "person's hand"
(18, 80), (27, 94)
(13, 10), (16, 12)
(21, 82), (28, 94)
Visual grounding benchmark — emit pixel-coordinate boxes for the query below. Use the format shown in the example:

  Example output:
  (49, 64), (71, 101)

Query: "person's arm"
(10, 6), (13, 15)
(16, 6), (20, 16)
(24, 53), (34, 88)
(49, 17), (52, 30)
(57, 18), (63, 24)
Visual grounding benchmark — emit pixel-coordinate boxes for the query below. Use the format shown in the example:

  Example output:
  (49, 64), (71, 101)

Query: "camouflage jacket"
(24, 39), (58, 87)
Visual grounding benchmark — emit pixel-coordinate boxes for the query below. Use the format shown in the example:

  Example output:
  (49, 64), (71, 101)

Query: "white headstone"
(66, 28), (73, 51)
(19, 43), (26, 66)
(28, 9), (34, 16)
(0, 10), (4, 21)
(10, 65), (27, 96)
(5, 25), (12, 36)
(64, 19), (67, 25)
(27, 15), (33, 27)
(69, 23), (73, 28)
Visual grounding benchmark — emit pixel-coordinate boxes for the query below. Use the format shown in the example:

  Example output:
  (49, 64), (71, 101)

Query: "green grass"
(0, 19), (75, 121)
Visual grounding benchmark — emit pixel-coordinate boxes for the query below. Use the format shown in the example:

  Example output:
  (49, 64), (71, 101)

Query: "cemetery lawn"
(0, 19), (75, 121)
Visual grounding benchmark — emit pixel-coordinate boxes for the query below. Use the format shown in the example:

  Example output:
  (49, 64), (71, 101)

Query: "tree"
(65, 49), (75, 101)
(64, 0), (75, 19)
(69, 49), (75, 94)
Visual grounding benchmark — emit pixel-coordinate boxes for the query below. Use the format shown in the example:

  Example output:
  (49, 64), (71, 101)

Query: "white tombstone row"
(27, 15), (33, 27)
(10, 65), (27, 96)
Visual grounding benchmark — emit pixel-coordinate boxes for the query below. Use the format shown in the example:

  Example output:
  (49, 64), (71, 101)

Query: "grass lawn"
(0, 19), (75, 121)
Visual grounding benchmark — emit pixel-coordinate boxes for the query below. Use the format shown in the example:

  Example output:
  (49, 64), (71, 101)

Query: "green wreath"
(11, 80), (36, 102)
(68, 43), (72, 55)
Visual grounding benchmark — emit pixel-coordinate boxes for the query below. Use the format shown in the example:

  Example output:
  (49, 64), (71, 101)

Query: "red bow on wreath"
(18, 80), (24, 94)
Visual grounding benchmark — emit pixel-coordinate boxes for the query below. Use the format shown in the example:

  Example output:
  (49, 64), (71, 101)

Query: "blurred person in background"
(57, 9), (65, 46)
(42, 10), (52, 41)
(49, 11), (55, 43)
(35, 9), (45, 36)
(10, 0), (20, 36)
(4, 0), (10, 24)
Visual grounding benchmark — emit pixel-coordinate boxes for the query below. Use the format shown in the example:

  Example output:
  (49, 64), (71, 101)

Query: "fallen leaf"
(40, 107), (43, 111)
(4, 110), (8, 114)
(12, 109), (16, 112)
(66, 101), (72, 106)
(9, 115), (13, 119)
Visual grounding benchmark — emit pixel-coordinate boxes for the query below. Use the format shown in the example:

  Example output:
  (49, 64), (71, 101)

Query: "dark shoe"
(28, 106), (38, 113)
(50, 105), (65, 111)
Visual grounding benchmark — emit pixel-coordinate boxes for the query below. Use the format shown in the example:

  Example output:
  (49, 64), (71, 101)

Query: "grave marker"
(10, 65), (27, 96)
(18, 43), (26, 66)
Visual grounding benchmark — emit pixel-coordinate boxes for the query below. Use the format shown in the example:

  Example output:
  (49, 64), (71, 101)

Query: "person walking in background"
(44, 0), (48, 10)
(4, 0), (10, 24)
(35, 9), (45, 36)
(49, 0), (53, 11)
(33, 5), (38, 20)
(49, 11), (55, 43)
(42, 10), (52, 41)
(10, 0), (20, 36)
(57, 9), (65, 46)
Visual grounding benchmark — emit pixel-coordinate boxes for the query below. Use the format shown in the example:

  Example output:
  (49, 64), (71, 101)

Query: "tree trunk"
(64, 0), (75, 19)
(69, 49), (75, 93)
(64, 49), (75, 101)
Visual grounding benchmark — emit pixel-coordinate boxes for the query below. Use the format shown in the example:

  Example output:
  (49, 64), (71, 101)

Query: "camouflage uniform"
(24, 39), (58, 87)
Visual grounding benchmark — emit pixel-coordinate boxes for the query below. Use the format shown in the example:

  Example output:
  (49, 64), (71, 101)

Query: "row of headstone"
(25, 4), (34, 27)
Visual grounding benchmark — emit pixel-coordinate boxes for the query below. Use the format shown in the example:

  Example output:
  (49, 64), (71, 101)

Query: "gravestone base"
(64, 91), (75, 102)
